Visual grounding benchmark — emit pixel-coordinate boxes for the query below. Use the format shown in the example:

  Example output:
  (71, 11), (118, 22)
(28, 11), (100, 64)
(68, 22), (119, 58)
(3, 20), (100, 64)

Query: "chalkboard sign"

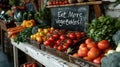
(51, 5), (89, 32)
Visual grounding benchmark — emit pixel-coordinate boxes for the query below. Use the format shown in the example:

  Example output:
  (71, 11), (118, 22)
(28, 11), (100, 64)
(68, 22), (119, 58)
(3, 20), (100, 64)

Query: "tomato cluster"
(47, 0), (69, 6)
(73, 38), (111, 64)
(43, 29), (85, 52)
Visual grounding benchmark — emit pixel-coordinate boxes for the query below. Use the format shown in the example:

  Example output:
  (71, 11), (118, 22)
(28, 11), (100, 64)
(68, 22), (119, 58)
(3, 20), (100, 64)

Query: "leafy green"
(87, 15), (120, 43)
(14, 27), (32, 44)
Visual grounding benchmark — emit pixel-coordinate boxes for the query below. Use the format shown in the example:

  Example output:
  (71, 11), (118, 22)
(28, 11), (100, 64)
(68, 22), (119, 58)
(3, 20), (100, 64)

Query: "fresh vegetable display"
(87, 15), (120, 43)
(43, 29), (86, 52)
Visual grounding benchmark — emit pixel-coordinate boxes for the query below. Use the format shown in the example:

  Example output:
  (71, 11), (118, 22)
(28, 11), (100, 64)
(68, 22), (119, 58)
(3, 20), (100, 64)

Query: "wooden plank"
(88, 0), (102, 18)
(93, 4), (102, 18)
(13, 46), (19, 67)
(47, 1), (102, 8)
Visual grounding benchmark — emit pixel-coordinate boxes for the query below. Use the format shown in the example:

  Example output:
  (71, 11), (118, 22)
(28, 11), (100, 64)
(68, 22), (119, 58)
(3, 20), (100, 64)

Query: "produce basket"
(69, 55), (100, 67)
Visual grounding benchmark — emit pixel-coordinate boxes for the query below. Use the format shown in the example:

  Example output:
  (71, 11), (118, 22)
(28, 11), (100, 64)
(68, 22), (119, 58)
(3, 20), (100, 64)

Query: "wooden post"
(13, 46), (19, 67)
(89, 0), (102, 18)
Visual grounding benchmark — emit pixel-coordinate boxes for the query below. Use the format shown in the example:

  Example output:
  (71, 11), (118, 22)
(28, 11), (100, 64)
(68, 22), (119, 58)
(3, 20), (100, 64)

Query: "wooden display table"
(11, 39), (79, 67)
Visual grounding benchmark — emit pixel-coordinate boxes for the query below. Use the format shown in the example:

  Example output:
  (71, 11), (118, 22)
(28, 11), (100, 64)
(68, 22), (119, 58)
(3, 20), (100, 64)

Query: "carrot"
(7, 28), (24, 36)
(7, 26), (24, 32)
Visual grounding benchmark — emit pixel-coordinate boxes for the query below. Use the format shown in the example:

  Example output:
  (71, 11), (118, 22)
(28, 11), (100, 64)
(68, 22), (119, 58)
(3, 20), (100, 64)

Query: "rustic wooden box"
(69, 55), (100, 67)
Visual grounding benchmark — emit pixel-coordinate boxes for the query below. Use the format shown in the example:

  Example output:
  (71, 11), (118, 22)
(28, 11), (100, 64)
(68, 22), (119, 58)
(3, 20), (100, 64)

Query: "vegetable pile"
(87, 15), (120, 43)
(14, 27), (32, 44)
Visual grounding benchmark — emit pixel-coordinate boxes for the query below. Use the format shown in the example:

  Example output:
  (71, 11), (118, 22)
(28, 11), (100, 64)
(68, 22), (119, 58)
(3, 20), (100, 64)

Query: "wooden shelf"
(47, 1), (102, 8)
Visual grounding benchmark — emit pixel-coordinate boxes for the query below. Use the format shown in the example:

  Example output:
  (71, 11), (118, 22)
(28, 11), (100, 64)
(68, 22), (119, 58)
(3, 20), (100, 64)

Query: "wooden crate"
(27, 38), (41, 49)
(41, 44), (70, 62)
(69, 55), (100, 67)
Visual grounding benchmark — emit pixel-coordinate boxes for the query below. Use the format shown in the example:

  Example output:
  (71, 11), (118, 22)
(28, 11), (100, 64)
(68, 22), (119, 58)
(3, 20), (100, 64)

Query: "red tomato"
(69, 33), (76, 40)
(52, 1), (56, 5)
(79, 43), (87, 49)
(87, 47), (100, 59)
(85, 38), (93, 44)
(98, 40), (110, 50)
(56, 40), (61, 45)
(48, 1), (53, 6)
(78, 47), (88, 57)
(64, 0), (69, 4)
(72, 53), (79, 58)
(81, 32), (85, 37)
(58, 1), (62, 5)
(43, 40), (51, 46)
(55, 1), (59, 5)
(32, 63), (37, 67)
(57, 45), (63, 51)
(60, 35), (66, 40)
(63, 45), (69, 50)
(66, 31), (72, 37)
(66, 39), (73, 45)
(48, 36), (55, 42)
(53, 34), (60, 39)
(93, 57), (102, 64)
(75, 32), (82, 39)
(53, 45), (58, 49)
(87, 42), (97, 49)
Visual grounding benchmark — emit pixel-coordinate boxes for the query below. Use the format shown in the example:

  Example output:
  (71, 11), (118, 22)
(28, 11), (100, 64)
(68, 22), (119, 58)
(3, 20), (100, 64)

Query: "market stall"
(0, 0), (120, 67)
